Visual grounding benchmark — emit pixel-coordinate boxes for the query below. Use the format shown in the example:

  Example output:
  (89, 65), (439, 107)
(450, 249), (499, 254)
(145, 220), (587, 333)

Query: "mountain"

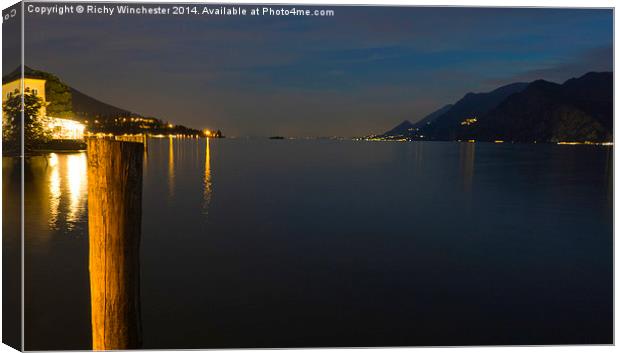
(377, 72), (612, 143)
(421, 82), (529, 140)
(561, 72), (612, 131)
(412, 104), (453, 129)
(381, 104), (453, 138)
(382, 120), (415, 137)
(71, 87), (133, 119)
(471, 72), (612, 142)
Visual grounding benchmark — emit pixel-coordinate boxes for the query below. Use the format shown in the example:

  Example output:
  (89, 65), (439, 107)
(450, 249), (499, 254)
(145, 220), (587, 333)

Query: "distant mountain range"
(376, 72), (612, 143)
(383, 103), (453, 137)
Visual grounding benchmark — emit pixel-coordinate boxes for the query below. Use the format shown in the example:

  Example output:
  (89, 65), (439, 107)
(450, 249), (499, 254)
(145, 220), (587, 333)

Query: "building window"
(32, 89), (38, 95)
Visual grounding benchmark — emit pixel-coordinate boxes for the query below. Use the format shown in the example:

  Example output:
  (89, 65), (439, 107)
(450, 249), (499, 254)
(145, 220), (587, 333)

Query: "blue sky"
(16, 6), (613, 136)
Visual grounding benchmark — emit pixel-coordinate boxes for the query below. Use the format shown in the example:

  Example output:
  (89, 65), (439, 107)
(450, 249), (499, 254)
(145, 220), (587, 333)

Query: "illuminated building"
(48, 117), (85, 140)
(460, 117), (478, 126)
(2, 78), (85, 140)
(2, 77), (48, 117)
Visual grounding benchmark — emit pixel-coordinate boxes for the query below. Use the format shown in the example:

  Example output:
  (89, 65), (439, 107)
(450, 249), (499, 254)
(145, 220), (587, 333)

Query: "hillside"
(470, 72), (612, 142)
(421, 82), (529, 140)
(378, 72), (612, 143)
(381, 104), (453, 139)
(2, 66), (205, 136)
(3, 66), (140, 120)
(70, 87), (133, 119)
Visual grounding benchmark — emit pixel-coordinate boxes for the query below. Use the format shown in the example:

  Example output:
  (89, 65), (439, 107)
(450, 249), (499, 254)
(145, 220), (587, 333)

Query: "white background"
(0, 0), (616, 352)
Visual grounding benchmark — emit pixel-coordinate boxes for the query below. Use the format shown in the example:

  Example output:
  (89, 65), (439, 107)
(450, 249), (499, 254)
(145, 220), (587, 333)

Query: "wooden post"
(87, 139), (143, 350)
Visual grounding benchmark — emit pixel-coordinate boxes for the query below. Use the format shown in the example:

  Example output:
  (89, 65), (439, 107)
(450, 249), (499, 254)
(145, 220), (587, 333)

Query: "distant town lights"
(460, 117), (478, 126)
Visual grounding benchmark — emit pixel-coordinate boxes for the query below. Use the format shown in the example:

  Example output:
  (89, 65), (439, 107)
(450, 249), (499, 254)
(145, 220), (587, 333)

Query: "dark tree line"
(2, 89), (51, 155)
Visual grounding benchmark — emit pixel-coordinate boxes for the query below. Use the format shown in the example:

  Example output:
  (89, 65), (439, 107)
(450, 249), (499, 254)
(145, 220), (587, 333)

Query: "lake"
(5, 138), (613, 349)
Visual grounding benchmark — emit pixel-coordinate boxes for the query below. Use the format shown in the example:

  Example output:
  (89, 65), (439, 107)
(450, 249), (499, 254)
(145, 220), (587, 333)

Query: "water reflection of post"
(48, 153), (61, 228)
(459, 142), (475, 193)
(87, 139), (143, 350)
(46, 153), (88, 230)
(66, 153), (88, 227)
(203, 138), (212, 214)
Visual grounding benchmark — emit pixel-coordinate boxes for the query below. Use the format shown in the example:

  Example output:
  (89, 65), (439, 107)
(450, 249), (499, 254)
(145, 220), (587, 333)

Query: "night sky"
(14, 5), (613, 137)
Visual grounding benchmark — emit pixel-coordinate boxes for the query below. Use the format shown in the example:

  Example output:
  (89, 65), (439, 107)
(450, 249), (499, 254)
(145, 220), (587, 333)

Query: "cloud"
(486, 45), (613, 86)
(18, 7), (614, 137)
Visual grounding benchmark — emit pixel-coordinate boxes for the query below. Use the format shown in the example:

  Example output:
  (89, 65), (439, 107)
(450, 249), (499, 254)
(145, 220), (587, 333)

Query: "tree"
(3, 88), (51, 154)
(46, 79), (73, 118)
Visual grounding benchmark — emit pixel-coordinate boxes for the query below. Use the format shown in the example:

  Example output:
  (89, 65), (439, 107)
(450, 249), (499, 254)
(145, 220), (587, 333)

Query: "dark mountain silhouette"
(70, 87), (133, 119)
(379, 72), (612, 143)
(381, 104), (452, 138)
(412, 104), (454, 129)
(561, 72), (613, 131)
(383, 120), (415, 136)
(470, 72), (612, 142)
(421, 82), (529, 140)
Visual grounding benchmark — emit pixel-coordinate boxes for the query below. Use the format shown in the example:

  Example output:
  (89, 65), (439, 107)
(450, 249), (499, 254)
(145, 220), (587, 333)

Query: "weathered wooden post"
(87, 138), (144, 350)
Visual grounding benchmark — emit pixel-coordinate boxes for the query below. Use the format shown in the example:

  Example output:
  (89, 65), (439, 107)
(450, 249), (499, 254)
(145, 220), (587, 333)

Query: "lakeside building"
(48, 117), (85, 140)
(2, 77), (48, 117)
(2, 78), (85, 140)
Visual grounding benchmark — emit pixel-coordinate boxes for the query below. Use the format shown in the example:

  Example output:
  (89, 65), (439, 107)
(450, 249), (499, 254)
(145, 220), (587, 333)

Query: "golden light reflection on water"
(168, 136), (175, 197)
(203, 138), (212, 214)
(143, 135), (148, 176)
(66, 153), (87, 225)
(48, 154), (61, 228)
(46, 152), (88, 230)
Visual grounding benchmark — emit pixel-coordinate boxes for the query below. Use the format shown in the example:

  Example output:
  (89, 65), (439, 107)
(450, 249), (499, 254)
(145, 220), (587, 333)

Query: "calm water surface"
(6, 139), (613, 349)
